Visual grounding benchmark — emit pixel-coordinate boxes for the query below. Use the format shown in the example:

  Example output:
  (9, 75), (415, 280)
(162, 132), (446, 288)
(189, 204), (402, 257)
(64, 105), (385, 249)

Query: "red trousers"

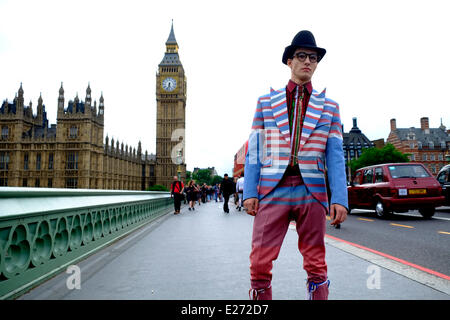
(250, 175), (327, 291)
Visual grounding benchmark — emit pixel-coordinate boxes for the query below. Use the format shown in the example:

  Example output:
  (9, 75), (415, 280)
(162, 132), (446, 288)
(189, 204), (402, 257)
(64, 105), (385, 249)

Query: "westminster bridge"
(0, 187), (448, 300)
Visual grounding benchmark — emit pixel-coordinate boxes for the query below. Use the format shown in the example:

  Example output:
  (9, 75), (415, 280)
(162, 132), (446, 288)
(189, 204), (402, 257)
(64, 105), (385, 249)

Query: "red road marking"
(290, 221), (449, 280)
(325, 233), (450, 281)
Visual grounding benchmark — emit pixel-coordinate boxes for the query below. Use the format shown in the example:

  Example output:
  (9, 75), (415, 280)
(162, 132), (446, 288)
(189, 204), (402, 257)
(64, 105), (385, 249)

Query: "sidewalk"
(20, 200), (449, 300)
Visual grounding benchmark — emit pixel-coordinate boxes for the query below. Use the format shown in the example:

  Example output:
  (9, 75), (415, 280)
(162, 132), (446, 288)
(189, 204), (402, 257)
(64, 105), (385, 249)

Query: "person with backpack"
(170, 176), (184, 215)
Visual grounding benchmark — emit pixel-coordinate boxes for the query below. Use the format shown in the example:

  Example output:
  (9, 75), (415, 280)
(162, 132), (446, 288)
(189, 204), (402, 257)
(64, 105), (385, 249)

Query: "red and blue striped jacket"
(243, 86), (348, 211)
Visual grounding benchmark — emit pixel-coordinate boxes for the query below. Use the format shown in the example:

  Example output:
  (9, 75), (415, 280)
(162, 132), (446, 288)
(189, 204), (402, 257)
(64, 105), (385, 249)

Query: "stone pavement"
(20, 199), (449, 300)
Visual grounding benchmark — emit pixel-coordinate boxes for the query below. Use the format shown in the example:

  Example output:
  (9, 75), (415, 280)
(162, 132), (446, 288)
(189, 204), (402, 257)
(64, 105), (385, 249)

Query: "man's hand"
(330, 204), (347, 226)
(244, 198), (259, 216)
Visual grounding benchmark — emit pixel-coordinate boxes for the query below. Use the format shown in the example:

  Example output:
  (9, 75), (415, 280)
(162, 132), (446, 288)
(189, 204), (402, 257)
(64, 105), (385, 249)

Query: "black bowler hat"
(282, 30), (326, 65)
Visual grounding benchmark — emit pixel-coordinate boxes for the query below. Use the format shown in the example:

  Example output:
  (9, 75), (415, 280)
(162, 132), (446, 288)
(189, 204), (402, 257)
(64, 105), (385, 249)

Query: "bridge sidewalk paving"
(19, 200), (449, 300)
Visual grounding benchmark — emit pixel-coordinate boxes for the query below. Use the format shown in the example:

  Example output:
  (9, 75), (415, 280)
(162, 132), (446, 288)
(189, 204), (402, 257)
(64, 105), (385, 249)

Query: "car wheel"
(419, 208), (435, 219)
(375, 200), (391, 219)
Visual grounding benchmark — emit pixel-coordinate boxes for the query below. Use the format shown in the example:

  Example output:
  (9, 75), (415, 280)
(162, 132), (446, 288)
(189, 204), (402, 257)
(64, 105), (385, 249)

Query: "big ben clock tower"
(156, 22), (187, 188)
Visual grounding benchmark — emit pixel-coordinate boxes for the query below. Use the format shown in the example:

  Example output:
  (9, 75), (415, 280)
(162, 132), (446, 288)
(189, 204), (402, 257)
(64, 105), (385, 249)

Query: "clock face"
(162, 77), (177, 92)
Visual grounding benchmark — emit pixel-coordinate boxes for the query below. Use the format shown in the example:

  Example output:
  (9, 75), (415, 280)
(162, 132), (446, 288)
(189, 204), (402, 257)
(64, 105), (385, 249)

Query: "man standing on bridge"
(243, 30), (348, 300)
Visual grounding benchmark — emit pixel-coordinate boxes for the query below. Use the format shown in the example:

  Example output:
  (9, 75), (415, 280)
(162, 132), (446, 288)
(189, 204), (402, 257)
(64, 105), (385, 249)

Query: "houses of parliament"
(0, 24), (186, 190)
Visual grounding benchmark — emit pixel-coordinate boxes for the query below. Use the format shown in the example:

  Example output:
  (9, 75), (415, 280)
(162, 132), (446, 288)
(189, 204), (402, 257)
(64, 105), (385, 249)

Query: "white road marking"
(351, 209), (450, 221)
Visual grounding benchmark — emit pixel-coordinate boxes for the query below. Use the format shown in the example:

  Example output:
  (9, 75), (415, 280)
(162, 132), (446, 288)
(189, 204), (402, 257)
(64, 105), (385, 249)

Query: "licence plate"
(409, 189), (426, 195)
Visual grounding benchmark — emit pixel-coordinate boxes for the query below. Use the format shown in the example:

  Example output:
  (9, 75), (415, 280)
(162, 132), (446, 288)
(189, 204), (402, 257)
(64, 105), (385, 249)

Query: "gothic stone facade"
(0, 83), (156, 189)
(0, 24), (188, 190)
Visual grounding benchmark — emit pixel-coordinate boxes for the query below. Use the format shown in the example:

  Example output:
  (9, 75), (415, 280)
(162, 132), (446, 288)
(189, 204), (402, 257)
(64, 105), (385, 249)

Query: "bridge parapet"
(0, 187), (172, 299)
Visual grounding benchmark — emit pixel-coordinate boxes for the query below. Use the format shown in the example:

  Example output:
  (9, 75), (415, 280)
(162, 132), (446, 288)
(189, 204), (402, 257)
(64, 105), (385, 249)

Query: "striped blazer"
(243, 86), (348, 211)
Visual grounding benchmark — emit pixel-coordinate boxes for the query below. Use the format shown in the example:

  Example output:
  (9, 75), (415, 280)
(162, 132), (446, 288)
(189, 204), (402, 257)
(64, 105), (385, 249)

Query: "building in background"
(233, 141), (248, 178)
(0, 24), (188, 190)
(371, 138), (385, 149)
(342, 117), (375, 180)
(155, 22), (187, 189)
(0, 83), (156, 189)
(387, 117), (450, 174)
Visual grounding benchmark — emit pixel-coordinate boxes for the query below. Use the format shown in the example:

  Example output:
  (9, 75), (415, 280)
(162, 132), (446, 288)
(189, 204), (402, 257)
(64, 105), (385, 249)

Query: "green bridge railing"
(0, 187), (173, 299)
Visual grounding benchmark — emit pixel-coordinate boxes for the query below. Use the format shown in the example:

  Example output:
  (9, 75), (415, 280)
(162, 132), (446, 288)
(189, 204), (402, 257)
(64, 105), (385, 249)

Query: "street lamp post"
(177, 149), (182, 181)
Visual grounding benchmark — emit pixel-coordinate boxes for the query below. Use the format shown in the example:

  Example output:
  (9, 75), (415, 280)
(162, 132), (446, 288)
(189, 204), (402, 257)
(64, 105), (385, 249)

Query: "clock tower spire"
(166, 19), (178, 52)
(155, 21), (187, 189)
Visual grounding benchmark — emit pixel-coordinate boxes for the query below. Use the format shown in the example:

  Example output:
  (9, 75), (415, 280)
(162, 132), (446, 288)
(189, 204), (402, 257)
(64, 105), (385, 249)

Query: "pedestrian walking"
(220, 174), (234, 213)
(218, 184), (223, 202)
(201, 183), (207, 203)
(243, 30), (348, 300)
(170, 176), (184, 215)
(185, 180), (199, 211)
(207, 185), (213, 202)
(196, 183), (202, 206)
(213, 184), (219, 202)
(233, 177), (238, 208)
(236, 173), (245, 211)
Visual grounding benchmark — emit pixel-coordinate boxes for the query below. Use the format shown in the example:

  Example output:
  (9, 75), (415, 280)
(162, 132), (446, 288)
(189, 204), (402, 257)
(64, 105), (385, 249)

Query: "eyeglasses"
(292, 52), (320, 63)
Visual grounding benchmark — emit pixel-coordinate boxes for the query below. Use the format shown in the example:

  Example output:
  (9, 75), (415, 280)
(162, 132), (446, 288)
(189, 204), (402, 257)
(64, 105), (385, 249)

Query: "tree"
(349, 143), (409, 174)
(186, 170), (192, 181)
(192, 169), (213, 185)
(211, 175), (223, 185)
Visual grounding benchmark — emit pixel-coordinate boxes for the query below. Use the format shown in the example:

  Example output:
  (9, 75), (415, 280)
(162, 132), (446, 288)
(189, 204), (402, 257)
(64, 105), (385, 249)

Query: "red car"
(348, 163), (445, 218)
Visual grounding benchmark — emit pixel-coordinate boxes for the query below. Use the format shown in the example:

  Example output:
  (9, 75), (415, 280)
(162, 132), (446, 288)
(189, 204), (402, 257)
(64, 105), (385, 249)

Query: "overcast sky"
(1, 0), (449, 177)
